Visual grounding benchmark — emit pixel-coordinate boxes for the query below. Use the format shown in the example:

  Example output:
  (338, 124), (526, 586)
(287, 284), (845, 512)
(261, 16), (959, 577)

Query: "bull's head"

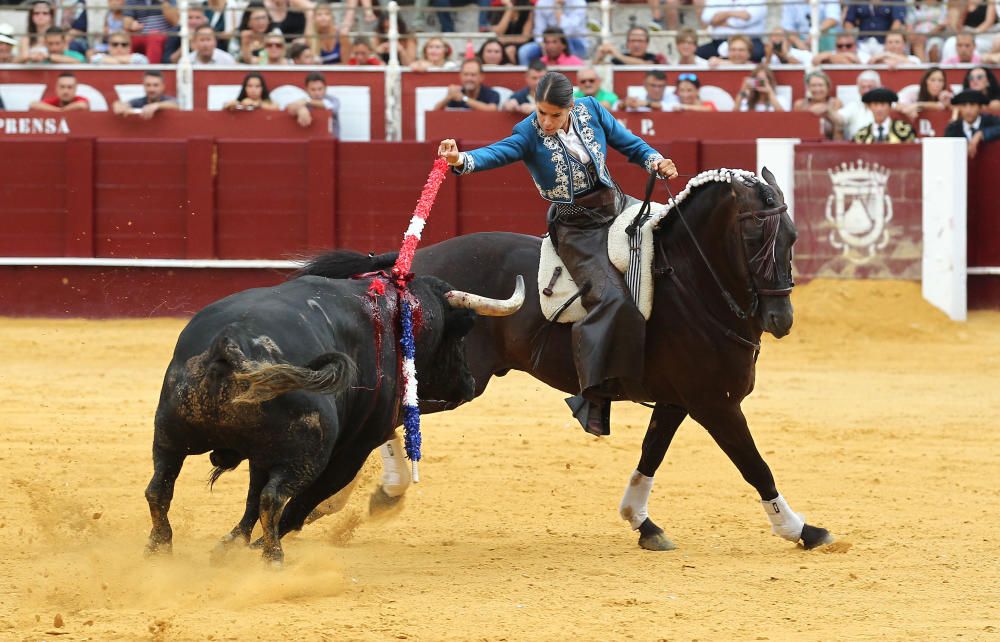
(411, 275), (525, 405)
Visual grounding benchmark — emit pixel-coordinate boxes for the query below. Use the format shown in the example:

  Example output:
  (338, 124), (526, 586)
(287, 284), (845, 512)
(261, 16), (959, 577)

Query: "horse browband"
(737, 203), (793, 298)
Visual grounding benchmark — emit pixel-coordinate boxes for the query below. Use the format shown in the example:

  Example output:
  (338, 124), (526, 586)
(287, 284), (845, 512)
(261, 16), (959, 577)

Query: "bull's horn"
(445, 275), (525, 317)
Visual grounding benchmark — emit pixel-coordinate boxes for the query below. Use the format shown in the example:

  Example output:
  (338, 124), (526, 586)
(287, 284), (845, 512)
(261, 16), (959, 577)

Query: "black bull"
(144, 257), (523, 565)
(305, 168), (834, 551)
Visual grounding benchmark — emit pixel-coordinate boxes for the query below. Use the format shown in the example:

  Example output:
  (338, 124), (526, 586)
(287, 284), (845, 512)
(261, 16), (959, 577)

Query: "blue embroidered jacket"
(454, 96), (664, 204)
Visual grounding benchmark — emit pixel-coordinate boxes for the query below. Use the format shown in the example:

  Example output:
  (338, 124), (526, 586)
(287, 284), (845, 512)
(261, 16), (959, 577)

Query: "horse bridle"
(665, 180), (793, 321)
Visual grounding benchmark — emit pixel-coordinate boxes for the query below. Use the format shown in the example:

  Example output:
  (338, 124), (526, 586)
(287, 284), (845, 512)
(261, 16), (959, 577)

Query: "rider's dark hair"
(535, 72), (574, 108)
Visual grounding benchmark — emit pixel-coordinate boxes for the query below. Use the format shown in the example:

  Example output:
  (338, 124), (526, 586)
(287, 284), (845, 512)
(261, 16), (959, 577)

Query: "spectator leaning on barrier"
(91, 31), (150, 63)
(112, 70), (178, 119)
(617, 69), (678, 112)
(0, 24), (16, 63)
(224, 71), (279, 111)
(434, 57), (501, 111)
(837, 69), (880, 140)
(188, 24), (236, 63)
(32, 27), (86, 63)
(124, 0), (179, 64)
(793, 69), (842, 139)
(287, 72), (341, 137)
(573, 67), (618, 111)
(708, 33), (752, 67)
(812, 31), (870, 65)
(869, 30), (922, 67)
(897, 67), (952, 119)
(852, 87), (916, 143)
(698, 0), (767, 61)
(945, 89), (1000, 158)
(737, 64), (784, 112)
(672, 72), (717, 112)
(943, 31), (983, 64)
(844, 0), (906, 58)
(781, 0), (839, 52)
(347, 36), (383, 65)
(29, 72), (90, 112)
(592, 26), (667, 65)
(503, 59), (547, 114)
(962, 66), (1000, 112)
(518, 0), (589, 65)
(674, 27), (708, 66)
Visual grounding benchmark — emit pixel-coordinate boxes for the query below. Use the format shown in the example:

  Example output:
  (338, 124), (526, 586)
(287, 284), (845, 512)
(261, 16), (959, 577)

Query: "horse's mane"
(651, 168), (760, 230)
(294, 249), (400, 280)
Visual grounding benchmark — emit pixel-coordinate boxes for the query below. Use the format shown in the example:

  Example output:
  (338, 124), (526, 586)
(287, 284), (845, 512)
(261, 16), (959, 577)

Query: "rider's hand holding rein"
(440, 138), (678, 179)
(439, 139), (463, 168)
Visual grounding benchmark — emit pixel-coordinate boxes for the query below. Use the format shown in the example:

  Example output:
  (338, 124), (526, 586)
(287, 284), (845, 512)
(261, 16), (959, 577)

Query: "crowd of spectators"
(2, 0), (999, 151)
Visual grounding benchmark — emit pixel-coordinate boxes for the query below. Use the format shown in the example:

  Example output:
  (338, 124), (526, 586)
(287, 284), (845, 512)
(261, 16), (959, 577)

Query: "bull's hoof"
(368, 485), (405, 521)
(144, 540), (172, 557)
(248, 536), (264, 550)
(262, 547), (284, 568)
(209, 532), (248, 566)
(637, 518), (676, 552)
(800, 523), (834, 550)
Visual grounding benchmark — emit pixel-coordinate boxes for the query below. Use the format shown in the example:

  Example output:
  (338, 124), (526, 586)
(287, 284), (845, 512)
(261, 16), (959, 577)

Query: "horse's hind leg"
(619, 403), (686, 551)
(691, 403), (833, 550)
(145, 442), (186, 555)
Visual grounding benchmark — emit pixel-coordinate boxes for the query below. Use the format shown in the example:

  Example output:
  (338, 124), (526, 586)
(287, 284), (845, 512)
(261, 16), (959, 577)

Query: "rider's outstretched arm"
(589, 97), (666, 175)
(449, 131), (530, 176)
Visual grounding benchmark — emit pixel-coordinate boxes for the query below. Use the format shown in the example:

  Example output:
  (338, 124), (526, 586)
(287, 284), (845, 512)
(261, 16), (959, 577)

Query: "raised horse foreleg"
(689, 402), (833, 550)
(619, 403), (687, 551)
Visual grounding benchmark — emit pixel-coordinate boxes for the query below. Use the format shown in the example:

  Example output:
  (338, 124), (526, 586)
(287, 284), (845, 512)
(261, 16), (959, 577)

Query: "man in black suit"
(945, 89), (1000, 159)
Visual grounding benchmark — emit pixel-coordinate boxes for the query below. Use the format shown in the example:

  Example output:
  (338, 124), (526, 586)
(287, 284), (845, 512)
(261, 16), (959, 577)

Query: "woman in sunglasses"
(962, 66), (1000, 111)
(16, 0), (54, 62)
(671, 73), (717, 112)
(437, 72), (678, 436)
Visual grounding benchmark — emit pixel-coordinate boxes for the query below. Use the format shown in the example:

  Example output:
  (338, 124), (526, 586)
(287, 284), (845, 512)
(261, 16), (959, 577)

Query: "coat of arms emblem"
(825, 161), (893, 263)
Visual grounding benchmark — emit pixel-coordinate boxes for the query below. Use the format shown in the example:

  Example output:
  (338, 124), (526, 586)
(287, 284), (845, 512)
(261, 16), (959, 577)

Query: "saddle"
(537, 197), (668, 323)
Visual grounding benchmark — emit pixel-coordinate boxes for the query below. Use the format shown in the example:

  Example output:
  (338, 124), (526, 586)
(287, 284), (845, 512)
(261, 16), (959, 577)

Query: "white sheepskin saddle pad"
(538, 199), (667, 323)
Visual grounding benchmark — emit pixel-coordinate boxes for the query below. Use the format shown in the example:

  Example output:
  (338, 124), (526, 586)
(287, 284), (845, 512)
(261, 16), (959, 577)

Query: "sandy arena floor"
(0, 279), (998, 641)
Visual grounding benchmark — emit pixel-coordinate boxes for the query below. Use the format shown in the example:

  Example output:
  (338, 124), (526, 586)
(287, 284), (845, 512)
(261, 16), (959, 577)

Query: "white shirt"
(782, 0), (841, 35)
(702, 0), (768, 38)
(557, 125), (592, 164)
(618, 88), (680, 112)
(871, 117), (892, 140)
(838, 100), (874, 140)
(188, 48), (237, 65)
(533, 0), (588, 39)
(963, 116), (982, 141)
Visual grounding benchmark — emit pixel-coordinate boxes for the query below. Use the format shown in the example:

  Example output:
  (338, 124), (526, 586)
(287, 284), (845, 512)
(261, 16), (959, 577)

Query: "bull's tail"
(232, 351), (356, 405)
(208, 449), (243, 488)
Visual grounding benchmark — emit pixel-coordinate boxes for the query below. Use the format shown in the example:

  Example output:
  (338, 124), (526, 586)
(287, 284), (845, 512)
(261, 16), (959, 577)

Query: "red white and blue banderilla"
(368, 158), (450, 483)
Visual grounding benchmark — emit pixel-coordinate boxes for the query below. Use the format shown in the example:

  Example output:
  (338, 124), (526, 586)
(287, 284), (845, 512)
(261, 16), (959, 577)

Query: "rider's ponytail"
(535, 72), (574, 108)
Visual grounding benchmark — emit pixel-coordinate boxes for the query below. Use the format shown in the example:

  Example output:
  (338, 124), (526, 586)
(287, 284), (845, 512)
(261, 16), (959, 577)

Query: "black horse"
(297, 167), (833, 551)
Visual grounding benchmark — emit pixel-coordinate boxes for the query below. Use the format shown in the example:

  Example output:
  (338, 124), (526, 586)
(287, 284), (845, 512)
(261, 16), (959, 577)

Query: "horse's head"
(729, 167), (797, 338)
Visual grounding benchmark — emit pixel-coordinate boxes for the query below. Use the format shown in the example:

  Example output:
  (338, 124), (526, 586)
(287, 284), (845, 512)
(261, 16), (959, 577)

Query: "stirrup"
(565, 395), (611, 436)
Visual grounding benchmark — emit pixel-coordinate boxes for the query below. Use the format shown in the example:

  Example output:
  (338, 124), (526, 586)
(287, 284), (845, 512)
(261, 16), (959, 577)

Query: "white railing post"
(176, 0), (193, 110)
(600, 0), (612, 44)
(809, 0), (820, 63)
(385, 1), (403, 141)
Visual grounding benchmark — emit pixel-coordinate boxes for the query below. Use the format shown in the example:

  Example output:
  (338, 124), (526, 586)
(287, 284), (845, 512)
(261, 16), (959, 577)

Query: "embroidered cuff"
(452, 151), (476, 176)
(644, 153), (665, 179)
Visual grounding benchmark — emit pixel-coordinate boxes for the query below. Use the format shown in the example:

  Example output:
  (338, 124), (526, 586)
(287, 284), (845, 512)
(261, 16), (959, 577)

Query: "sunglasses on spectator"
(266, 42), (284, 48)
(578, 77), (596, 84)
(836, 42), (855, 50)
(970, 73), (987, 80)
(678, 73), (698, 82)
(110, 41), (129, 47)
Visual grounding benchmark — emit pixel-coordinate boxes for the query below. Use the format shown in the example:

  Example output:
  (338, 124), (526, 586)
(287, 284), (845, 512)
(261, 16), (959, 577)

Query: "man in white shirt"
(698, 0), (768, 61)
(187, 24), (236, 65)
(517, 0), (589, 65)
(836, 69), (880, 140)
(616, 70), (679, 112)
(868, 31), (921, 68)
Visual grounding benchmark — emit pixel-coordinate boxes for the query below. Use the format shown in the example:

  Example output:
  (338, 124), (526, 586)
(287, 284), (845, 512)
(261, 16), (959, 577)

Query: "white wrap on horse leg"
(761, 494), (804, 542)
(619, 470), (654, 530)
(379, 436), (411, 498)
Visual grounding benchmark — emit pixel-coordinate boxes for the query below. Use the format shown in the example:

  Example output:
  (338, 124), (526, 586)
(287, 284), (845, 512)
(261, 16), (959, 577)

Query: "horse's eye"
(766, 197), (775, 206)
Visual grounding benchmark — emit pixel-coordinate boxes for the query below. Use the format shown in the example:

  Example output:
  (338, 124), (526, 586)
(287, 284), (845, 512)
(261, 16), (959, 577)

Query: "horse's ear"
(760, 166), (785, 203)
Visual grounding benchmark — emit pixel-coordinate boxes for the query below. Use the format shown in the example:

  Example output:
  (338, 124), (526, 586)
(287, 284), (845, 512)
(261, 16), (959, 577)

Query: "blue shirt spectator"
(844, 3), (906, 43)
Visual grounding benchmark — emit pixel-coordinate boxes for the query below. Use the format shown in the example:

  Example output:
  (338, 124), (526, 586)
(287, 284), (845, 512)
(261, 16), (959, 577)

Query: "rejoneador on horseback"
(437, 71), (679, 436)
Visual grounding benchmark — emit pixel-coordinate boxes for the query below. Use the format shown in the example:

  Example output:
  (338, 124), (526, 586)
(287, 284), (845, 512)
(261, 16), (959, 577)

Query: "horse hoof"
(368, 485), (405, 521)
(636, 518), (677, 551)
(639, 532), (677, 551)
(801, 523), (834, 550)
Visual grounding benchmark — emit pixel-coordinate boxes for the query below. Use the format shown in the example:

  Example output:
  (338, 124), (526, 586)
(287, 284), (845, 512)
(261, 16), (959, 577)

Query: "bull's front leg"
(619, 403), (686, 551)
(688, 401), (834, 550)
(144, 444), (186, 555)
